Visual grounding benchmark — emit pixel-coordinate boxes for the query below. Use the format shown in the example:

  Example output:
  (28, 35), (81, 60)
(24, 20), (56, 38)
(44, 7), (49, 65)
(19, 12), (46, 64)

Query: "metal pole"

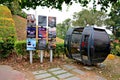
(30, 51), (32, 64)
(50, 49), (53, 62)
(40, 50), (43, 63)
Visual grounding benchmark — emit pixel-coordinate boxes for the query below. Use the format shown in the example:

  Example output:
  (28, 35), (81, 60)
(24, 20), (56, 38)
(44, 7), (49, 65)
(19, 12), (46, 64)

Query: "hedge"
(0, 18), (15, 27)
(0, 26), (16, 58)
(0, 6), (16, 58)
(14, 40), (28, 56)
(14, 40), (65, 57)
(0, 6), (12, 18)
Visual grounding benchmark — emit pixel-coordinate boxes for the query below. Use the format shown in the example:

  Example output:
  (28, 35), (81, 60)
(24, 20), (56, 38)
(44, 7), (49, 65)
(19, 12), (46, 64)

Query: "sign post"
(38, 15), (47, 63)
(40, 50), (43, 63)
(27, 14), (36, 64)
(48, 16), (56, 63)
(30, 50), (33, 64)
(50, 49), (53, 62)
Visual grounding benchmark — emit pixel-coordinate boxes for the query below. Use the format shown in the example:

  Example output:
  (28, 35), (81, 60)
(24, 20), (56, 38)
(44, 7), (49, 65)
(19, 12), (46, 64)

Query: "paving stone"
(63, 65), (76, 70)
(35, 73), (52, 79)
(65, 77), (81, 80)
(97, 63), (106, 68)
(51, 70), (67, 75)
(95, 76), (107, 80)
(48, 68), (62, 72)
(83, 66), (93, 70)
(72, 69), (85, 75)
(32, 70), (47, 75)
(43, 77), (58, 80)
(57, 73), (73, 79)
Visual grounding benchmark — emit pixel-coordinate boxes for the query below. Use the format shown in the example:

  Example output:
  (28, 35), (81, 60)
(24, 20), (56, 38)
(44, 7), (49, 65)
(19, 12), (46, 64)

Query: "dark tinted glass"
(94, 29), (109, 51)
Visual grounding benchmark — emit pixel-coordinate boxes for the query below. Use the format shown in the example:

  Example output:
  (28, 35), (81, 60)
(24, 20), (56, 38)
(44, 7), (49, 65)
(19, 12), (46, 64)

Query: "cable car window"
(71, 32), (82, 53)
(94, 29), (109, 51)
(71, 33), (81, 48)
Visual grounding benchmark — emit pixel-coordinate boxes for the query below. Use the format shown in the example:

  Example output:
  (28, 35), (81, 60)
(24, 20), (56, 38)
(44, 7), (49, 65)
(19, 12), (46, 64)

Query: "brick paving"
(32, 64), (107, 80)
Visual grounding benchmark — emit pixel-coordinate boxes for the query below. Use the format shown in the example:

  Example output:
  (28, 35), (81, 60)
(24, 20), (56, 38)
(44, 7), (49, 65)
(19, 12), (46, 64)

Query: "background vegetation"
(0, 6), (16, 58)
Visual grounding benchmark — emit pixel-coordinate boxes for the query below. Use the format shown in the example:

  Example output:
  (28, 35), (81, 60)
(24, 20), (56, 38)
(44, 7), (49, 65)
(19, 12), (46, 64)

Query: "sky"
(23, 1), (103, 24)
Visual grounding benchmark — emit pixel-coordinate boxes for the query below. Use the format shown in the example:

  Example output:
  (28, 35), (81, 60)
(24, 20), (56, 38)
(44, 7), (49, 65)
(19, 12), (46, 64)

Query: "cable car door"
(81, 34), (91, 65)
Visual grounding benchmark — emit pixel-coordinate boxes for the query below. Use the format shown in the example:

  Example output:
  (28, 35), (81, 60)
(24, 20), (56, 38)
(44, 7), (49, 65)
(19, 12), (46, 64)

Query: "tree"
(72, 9), (107, 27)
(3, 0), (21, 14)
(57, 18), (72, 39)
(0, 0), (120, 11)
(105, 3), (120, 36)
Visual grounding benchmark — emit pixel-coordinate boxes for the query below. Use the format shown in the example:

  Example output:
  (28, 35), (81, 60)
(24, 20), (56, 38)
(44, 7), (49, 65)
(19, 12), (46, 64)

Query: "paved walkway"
(0, 64), (106, 80)
(32, 64), (106, 80)
(0, 65), (26, 80)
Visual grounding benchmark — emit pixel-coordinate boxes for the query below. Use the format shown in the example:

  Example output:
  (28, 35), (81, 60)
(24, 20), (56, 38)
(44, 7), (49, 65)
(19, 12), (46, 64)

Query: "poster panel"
(48, 27), (56, 38)
(27, 14), (36, 27)
(38, 38), (46, 50)
(38, 15), (47, 27)
(27, 27), (36, 38)
(48, 38), (56, 49)
(48, 16), (56, 27)
(38, 27), (46, 38)
(27, 38), (36, 50)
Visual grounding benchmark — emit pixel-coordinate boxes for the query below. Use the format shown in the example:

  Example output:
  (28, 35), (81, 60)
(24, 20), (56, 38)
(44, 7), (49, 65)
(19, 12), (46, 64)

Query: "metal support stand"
(40, 50), (43, 63)
(30, 51), (32, 64)
(50, 49), (53, 62)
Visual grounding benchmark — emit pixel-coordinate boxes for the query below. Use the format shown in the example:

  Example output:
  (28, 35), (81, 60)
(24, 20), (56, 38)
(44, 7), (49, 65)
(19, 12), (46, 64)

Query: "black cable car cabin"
(64, 26), (111, 65)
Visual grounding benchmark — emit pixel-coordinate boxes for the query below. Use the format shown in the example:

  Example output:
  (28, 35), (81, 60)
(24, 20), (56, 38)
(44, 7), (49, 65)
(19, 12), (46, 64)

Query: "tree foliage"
(105, 3), (120, 36)
(72, 9), (107, 27)
(0, 0), (120, 11)
(57, 18), (72, 39)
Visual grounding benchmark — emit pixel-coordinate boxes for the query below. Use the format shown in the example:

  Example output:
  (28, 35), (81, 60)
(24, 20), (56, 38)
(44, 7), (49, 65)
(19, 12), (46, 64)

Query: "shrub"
(111, 42), (120, 56)
(0, 6), (12, 18)
(17, 11), (27, 18)
(0, 26), (16, 58)
(0, 18), (15, 27)
(0, 6), (16, 58)
(53, 43), (64, 57)
(14, 41), (65, 58)
(14, 40), (28, 56)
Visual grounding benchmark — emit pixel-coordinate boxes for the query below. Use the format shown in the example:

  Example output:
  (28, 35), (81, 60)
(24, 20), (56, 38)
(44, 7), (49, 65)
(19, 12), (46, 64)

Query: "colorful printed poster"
(38, 15), (47, 27)
(48, 38), (56, 49)
(38, 27), (46, 38)
(38, 38), (46, 50)
(27, 14), (36, 27)
(48, 27), (56, 38)
(48, 16), (56, 27)
(27, 38), (36, 50)
(27, 27), (36, 38)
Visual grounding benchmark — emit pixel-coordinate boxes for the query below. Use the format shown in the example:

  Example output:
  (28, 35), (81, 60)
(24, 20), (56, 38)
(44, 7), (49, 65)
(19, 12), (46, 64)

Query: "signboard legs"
(30, 51), (33, 64)
(40, 50), (43, 63)
(50, 49), (53, 62)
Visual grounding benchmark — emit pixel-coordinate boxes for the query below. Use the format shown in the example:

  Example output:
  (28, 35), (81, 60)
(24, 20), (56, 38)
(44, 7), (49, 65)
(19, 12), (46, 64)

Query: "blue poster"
(27, 38), (36, 50)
